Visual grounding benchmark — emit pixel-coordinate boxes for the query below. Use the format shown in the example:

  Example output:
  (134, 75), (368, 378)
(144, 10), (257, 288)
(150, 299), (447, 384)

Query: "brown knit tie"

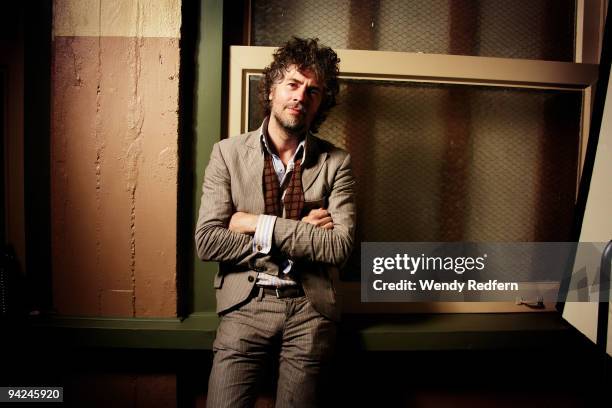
(263, 153), (304, 220)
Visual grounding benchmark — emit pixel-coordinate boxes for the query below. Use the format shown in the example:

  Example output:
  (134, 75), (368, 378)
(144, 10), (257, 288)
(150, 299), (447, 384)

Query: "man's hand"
(229, 212), (258, 235)
(302, 208), (334, 230)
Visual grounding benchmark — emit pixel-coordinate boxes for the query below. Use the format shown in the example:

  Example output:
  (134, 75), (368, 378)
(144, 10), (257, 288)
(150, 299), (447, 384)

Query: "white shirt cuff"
(252, 214), (277, 254)
(281, 258), (294, 275)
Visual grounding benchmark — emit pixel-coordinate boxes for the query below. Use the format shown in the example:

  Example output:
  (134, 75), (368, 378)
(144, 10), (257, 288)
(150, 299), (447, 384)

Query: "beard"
(273, 103), (309, 135)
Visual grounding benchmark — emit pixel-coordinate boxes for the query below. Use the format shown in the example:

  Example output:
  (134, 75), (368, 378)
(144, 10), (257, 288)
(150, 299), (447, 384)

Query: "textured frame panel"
(229, 46), (596, 313)
(251, 0), (576, 61)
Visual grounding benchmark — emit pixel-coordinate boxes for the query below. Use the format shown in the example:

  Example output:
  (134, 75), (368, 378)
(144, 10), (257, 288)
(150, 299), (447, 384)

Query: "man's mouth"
(286, 105), (305, 115)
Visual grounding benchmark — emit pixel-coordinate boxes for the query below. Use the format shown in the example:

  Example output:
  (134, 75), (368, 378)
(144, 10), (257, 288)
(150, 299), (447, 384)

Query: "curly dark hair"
(259, 37), (340, 134)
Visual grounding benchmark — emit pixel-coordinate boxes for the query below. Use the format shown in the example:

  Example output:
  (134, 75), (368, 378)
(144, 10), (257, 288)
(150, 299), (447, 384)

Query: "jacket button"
(256, 244), (262, 251)
(248, 276), (254, 282)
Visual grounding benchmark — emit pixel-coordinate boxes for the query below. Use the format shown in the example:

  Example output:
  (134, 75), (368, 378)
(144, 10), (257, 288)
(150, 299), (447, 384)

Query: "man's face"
(269, 65), (323, 135)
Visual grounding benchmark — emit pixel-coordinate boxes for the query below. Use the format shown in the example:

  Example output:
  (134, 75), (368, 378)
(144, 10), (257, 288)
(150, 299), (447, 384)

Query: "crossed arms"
(195, 141), (356, 269)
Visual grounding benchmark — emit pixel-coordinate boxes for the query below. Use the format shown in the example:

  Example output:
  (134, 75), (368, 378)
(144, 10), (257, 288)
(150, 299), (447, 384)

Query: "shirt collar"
(259, 117), (306, 162)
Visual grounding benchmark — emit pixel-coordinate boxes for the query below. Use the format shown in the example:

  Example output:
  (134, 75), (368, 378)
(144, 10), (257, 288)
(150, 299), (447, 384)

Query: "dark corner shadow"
(176, 0), (200, 318)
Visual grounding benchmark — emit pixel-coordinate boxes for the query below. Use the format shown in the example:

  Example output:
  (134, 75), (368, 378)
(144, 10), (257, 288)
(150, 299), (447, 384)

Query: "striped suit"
(195, 123), (356, 407)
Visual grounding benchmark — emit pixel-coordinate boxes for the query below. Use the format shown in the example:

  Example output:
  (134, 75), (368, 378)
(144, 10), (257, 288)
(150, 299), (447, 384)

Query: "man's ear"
(268, 83), (277, 101)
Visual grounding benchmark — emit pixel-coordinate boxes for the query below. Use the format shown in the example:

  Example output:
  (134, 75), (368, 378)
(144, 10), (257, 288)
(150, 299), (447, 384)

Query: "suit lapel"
(240, 130), (265, 214)
(301, 133), (328, 193)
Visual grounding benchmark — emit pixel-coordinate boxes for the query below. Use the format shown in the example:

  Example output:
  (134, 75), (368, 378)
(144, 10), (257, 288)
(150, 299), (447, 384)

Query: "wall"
(51, 0), (181, 317)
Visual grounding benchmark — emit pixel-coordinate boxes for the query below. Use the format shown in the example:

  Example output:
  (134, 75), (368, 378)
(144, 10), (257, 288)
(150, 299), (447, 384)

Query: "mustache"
(285, 103), (306, 113)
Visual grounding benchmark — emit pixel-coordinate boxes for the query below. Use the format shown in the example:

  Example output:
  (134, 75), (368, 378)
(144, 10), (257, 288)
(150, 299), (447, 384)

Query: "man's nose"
(293, 87), (306, 102)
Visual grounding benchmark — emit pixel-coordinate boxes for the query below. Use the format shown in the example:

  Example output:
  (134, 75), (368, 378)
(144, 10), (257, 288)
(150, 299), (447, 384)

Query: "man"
(195, 37), (356, 408)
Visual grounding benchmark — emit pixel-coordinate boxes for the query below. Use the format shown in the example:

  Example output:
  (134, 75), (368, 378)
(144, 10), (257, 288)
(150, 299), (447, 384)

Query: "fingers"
(310, 207), (328, 216)
(321, 221), (334, 230)
(314, 216), (333, 227)
(307, 208), (330, 219)
(301, 208), (334, 229)
(302, 209), (324, 223)
(303, 215), (333, 227)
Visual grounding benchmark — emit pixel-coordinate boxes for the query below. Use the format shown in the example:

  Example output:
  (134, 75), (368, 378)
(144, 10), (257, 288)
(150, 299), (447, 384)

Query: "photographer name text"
(372, 279), (519, 292)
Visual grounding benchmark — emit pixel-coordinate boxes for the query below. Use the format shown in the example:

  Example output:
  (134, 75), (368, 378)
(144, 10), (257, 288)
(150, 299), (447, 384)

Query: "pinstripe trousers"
(206, 288), (337, 408)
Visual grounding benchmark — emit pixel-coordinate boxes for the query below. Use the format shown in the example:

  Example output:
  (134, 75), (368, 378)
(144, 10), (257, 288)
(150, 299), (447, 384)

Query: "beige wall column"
(51, 0), (181, 317)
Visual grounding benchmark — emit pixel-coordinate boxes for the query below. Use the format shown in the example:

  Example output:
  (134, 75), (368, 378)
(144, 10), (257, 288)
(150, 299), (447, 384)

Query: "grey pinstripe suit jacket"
(195, 127), (356, 322)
